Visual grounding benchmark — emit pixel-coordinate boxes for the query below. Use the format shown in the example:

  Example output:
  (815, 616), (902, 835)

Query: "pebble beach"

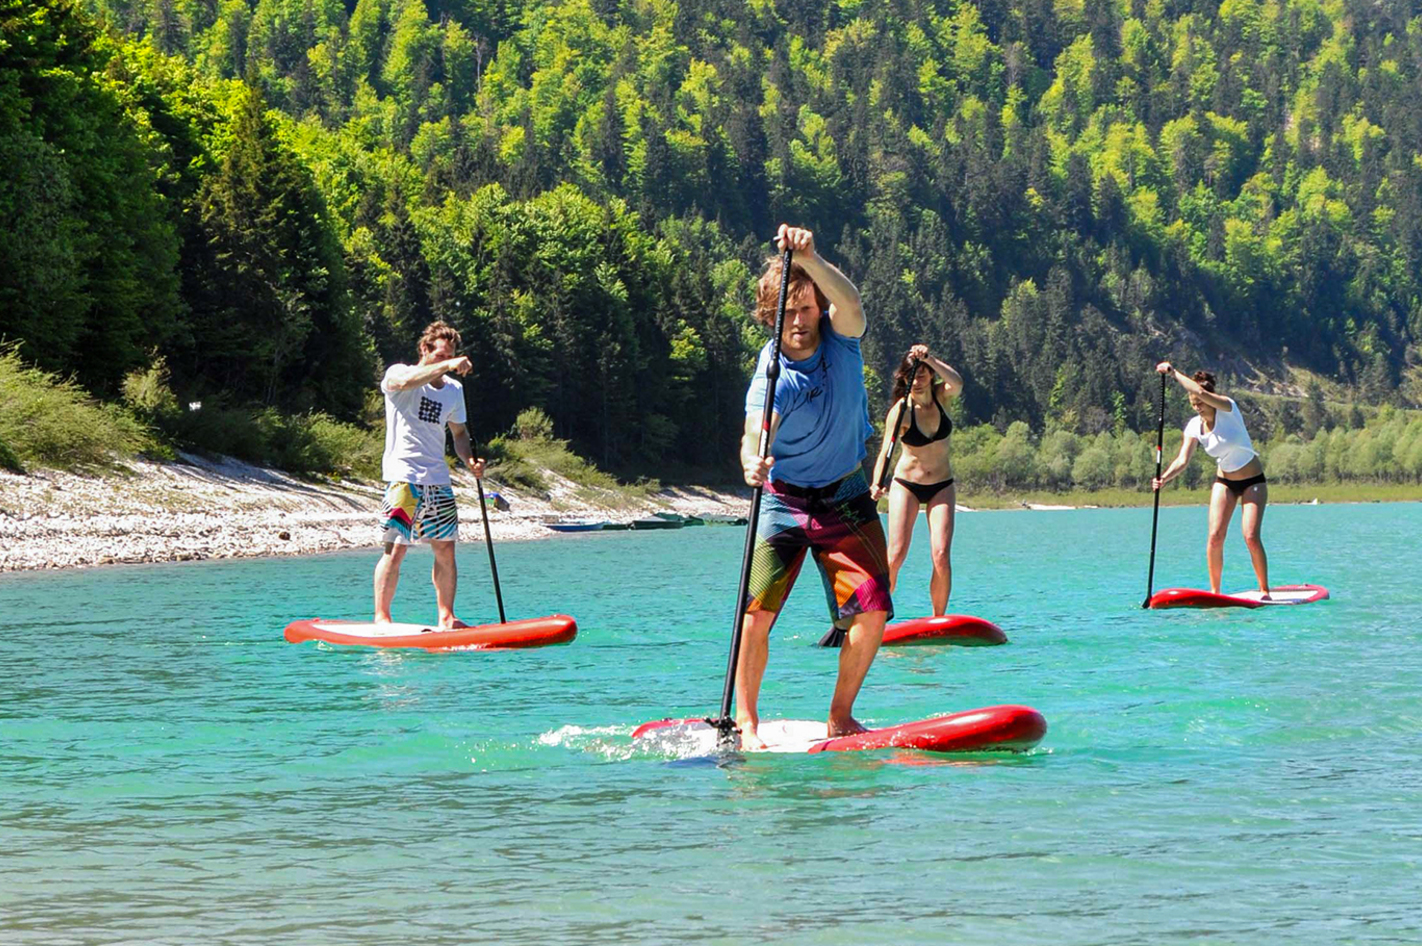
(0, 453), (748, 572)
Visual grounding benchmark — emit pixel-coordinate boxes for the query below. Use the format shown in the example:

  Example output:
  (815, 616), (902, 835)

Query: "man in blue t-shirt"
(736, 224), (892, 750)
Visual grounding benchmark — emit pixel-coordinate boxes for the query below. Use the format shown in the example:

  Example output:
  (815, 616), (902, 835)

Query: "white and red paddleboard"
(632, 704), (1046, 755)
(283, 615), (577, 650)
(1148, 584), (1329, 610)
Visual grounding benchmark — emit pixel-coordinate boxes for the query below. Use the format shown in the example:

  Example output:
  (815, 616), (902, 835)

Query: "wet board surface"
(1148, 584), (1329, 610)
(632, 705), (1046, 755)
(283, 615), (577, 650)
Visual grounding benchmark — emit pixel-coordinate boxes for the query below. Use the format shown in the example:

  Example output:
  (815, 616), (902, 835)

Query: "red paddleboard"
(883, 614), (1007, 646)
(1148, 584), (1329, 610)
(283, 615), (577, 650)
(816, 614), (1006, 648)
(632, 705), (1046, 754)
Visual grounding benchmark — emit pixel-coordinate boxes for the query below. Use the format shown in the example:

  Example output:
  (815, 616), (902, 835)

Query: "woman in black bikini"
(869, 344), (964, 614)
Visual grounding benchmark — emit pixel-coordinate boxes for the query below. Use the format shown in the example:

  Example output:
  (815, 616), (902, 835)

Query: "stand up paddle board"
(283, 615), (576, 650)
(1148, 584), (1329, 610)
(632, 705), (1045, 755)
(818, 614), (1008, 647)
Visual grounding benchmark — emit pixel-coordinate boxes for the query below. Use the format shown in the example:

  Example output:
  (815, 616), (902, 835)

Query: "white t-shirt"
(381, 366), (467, 484)
(1184, 397), (1256, 473)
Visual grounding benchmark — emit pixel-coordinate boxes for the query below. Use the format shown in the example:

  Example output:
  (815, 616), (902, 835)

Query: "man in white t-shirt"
(374, 320), (486, 629)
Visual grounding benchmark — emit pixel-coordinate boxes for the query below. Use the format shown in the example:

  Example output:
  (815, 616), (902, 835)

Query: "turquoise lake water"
(2, 503), (1419, 944)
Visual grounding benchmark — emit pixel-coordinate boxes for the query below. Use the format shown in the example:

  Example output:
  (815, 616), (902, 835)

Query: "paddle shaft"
(715, 247), (793, 747)
(1143, 369), (1167, 608)
(875, 360), (919, 493)
(469, 435), (507, 624)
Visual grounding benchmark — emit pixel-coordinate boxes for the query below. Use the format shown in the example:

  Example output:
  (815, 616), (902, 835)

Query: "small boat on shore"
(546, 520), (607, 533)
(631, 517), (684, 530)
(700, 512), (748, 525)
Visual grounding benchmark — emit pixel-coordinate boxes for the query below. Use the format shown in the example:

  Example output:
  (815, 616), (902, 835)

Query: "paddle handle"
(470, 435), (507, 624)
(1143, 369), (1168, 608)
(715, 246), (793, 747)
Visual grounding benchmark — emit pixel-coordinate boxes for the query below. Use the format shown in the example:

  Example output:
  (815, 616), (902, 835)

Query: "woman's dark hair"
(1192, 370), (1216, 393)
(890, 350), (939, 402)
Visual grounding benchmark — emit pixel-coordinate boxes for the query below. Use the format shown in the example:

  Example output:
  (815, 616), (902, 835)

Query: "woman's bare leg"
(1239, 482), (1269, 595)
(1206, 483), (1238, 594)
(925, 484), (957, 614)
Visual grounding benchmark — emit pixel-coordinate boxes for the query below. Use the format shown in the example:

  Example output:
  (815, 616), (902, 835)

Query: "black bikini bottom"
(894, 476), (955, 504)
(1216, 473), (1267, 497)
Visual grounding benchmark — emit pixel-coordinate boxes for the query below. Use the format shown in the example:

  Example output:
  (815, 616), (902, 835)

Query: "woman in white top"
(1151, 362), (1270, 597)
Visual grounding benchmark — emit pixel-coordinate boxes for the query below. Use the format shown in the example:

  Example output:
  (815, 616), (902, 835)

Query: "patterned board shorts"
(381, 482), (459, 545)
(745, 469), (893, 627)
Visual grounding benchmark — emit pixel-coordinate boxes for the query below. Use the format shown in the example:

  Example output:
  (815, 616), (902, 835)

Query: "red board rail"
(1147, 584), (1329, 610)
(882, 614), (1008, 646)
(283, 615), (577, 650)
(632, 704), (1046, 754)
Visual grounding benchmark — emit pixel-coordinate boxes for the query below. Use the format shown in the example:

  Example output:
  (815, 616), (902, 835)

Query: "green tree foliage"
(0, 0), (181, 391)
(7, 0), (1422, 477)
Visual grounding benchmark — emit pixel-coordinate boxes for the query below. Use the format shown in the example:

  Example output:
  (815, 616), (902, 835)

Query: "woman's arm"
(1152, 436), (1197, 490)
(870, 400), (910, 498)
(1157, 362), (1231, 412)
(910, 344), (963, 397)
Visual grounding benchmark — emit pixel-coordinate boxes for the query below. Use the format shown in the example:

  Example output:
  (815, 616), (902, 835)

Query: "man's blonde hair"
(418, 320), (462, 355)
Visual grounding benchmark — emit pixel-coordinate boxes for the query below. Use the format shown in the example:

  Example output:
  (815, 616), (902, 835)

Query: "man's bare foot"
(1259, 591), (1272, 601)
(438, 618), (468, 631)
(374, 615), (392, 625)
(827, 716), (869, 738)
(735, 718), (766, 751)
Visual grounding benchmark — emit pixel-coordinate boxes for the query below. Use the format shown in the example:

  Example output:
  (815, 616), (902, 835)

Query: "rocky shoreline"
(0, 453), (749, 572)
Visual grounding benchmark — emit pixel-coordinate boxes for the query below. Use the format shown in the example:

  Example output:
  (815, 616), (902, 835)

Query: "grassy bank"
(955, 482), (1422, 510)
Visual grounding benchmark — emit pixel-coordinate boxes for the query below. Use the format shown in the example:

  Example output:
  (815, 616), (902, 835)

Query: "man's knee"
(741, 611), (774, 640)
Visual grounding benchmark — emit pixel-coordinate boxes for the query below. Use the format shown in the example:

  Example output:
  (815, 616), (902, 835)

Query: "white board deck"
(309, 621), (446, 639)
(637, 719), (831, 756)
(1229, 588), (1322, 604)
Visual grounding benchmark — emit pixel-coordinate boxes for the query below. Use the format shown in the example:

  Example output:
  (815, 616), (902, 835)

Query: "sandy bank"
(0, 453), (749, 573)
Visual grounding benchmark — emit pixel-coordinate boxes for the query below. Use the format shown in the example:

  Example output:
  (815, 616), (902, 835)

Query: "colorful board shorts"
(381, 482), (459, 544)
(745, 469), (893, 626)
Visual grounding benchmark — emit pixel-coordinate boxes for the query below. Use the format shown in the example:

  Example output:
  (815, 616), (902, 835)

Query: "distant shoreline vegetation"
(4, 348), (1420, 508)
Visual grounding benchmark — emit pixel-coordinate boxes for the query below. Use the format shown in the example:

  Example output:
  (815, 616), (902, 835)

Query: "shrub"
(515, 406), (556, 441)
(0, 346), (152, 470)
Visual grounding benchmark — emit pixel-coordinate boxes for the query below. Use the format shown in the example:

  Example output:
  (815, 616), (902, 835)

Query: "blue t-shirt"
(744, 316), (873, 488)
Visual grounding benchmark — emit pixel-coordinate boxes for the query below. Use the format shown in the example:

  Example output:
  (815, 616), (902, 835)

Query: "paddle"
(712, 245), (793, 750)
(469, 434), (507, 624)
(1142, 368), (1168, 609)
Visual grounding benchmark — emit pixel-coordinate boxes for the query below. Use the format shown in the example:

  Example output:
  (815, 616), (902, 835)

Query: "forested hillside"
(3, 0), (1421, 474)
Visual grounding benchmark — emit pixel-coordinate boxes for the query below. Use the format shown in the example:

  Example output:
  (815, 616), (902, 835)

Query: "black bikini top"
(900, 393), (951, 447)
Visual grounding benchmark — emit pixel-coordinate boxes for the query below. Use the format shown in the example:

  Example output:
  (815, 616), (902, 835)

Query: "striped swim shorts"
(745, 469), (893, 626)
(381, 482), (459, 544)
